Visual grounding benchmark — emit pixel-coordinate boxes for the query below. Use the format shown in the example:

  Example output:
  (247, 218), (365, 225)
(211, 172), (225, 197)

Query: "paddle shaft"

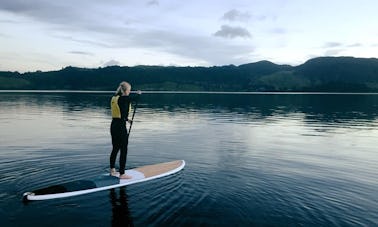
(128, 100), (138, 139)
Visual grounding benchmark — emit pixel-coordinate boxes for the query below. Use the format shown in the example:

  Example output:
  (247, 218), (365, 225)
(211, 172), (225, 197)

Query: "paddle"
(127, 98), (138, 139)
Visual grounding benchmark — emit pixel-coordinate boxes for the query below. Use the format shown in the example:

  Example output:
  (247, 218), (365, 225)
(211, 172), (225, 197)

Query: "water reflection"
(1, 92), (377, 125)
(1, 92), (376, 149)
(140, 93), (378, 124)
(110, 187), (134, 227)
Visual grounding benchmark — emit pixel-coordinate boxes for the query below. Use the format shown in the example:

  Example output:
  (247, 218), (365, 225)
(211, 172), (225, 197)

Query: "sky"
(1, 0), (378, 73)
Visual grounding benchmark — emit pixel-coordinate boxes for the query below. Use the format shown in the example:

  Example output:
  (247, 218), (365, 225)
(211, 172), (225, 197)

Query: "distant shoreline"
(1, 57), (378, 92)
(1, 90), (378, 95)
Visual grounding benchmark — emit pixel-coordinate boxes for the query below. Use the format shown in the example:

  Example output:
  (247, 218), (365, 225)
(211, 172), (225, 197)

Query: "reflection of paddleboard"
(23, 160), (185, 201)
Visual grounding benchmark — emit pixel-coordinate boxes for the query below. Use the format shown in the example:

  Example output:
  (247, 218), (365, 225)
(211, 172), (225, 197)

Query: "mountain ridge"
(1, 56), (377, 92)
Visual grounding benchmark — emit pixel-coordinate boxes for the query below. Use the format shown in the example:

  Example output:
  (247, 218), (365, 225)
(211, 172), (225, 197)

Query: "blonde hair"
(115, 81), (131, 96)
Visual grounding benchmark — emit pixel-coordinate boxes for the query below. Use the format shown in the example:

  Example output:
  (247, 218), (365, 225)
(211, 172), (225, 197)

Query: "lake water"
(0, 91), (377, 226)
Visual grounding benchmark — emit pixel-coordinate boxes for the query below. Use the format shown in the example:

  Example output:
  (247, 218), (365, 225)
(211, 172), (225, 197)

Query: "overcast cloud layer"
(1, 0), (378, 72)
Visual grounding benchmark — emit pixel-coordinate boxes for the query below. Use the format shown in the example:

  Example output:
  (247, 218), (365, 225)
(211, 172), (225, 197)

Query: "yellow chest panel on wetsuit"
(111, 96), (121, 118)
(111, 95), (131, 119)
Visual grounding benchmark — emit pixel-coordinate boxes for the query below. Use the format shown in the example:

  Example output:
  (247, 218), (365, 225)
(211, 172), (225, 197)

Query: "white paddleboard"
(23, 160), (185, 201)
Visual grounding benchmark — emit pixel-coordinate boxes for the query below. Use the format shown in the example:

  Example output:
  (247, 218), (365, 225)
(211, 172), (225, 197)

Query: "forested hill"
(1, 56), (378, 92)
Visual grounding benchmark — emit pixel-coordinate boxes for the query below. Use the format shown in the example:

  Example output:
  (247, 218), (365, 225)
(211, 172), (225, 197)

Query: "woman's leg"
(119, 129), (129, 175)
(119, 128), (132, 179)
(110, 122), (121, 170)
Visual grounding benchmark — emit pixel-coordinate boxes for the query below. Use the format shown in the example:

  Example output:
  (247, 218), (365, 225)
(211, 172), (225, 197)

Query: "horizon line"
(3, 55), (378, 74)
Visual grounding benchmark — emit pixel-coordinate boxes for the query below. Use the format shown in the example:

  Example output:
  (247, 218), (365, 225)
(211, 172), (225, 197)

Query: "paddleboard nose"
(22, 192), (33, 203)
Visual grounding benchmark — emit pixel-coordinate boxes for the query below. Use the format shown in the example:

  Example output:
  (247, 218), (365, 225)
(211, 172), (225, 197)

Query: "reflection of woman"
(110, 187), (134, 227)
(110, 81), (141, 179)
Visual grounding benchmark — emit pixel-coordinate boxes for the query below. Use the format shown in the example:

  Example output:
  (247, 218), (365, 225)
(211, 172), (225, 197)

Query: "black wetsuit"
(110, 94), (138, 175)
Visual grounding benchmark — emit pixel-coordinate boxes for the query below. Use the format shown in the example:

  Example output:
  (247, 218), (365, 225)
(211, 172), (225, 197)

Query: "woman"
(110, 81), (141, 179)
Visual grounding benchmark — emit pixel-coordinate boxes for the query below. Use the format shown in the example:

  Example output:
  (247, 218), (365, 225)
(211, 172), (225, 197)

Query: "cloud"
(324, 49), (343, 56)
(323, 42), (363, 50)
(222, 9), (251, 22)
(52, 35), (114, 48)
(68, 51), (93, 56)
(0, 0), (128, 33)
(322, 42), (345, 56)
(103, 59), (120, 67)
(322, 42), (365, 56)
(214, 25), (251, 39)
(0, 1), (257, 68)
(0, 32), (10, 38)
(323, 42), (342, 48)
(0, 19), (19, 24)
(347, 43), (362, 47)
(122, 28), (256, 65)
(269, 28), (287, 34)
(0, 1), (79, 22)
(147, 0), (159, 6)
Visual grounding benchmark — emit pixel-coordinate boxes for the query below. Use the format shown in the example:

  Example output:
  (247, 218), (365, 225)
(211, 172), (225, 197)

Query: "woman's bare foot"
(119, 174), (132, 179)
(110, 168), (119, 177)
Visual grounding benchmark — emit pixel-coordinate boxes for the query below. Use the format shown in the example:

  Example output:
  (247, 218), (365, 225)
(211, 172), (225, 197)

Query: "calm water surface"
(0, 92), (377, 226)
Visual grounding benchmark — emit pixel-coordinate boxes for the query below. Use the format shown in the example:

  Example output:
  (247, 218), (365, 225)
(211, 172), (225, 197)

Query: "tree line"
(1, 56), (378, 92)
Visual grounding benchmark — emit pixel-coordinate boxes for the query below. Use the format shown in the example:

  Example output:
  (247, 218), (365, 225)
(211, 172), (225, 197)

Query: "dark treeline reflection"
(140, 93), (378, 124)
(1, 92), (377, 124)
